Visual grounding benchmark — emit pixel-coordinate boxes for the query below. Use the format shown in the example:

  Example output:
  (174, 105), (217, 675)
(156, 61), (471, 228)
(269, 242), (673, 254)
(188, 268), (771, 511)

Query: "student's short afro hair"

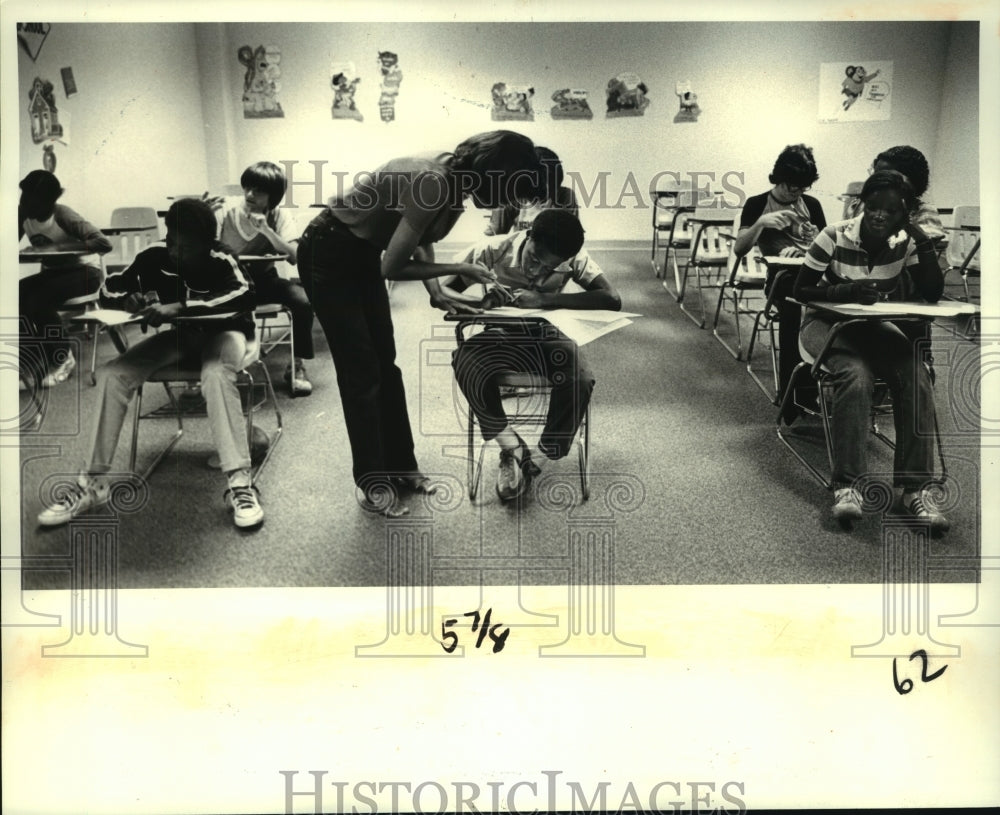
(165, 198), (218, 244)
(873, 145), (930, 198)
(19, 169), (63, 203)
(529, 208), (585, 260)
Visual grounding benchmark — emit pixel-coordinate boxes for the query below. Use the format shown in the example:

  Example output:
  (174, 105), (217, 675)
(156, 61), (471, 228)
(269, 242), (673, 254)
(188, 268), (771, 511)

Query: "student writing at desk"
(436, 209), (621, 502)
(18, 170), (112, 387)
(36, 199), (265, 530)
(793, 170), (948, 533)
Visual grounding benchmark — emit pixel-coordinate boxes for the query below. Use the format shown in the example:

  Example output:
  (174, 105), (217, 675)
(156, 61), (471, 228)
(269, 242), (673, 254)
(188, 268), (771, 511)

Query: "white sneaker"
(284, 361), (313, 396)
(902, 489), (950, 535)
(41, 351), (76, 388)
(224, 484), (264, 528)
(832, 487), (863, 524)
(37, 473), (110, 526)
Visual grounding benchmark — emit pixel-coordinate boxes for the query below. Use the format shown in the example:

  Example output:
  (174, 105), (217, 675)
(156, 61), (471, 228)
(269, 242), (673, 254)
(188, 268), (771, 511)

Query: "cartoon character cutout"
(674, 80), (700, 123)
(377, 51), (403, 123)
(606, 73), (649, 117)
(238, 45), (284, 118)
(550, 88), (593, 120)
(331, 65), (363, 121)
(841, 65), (880, 110)
(490, 82), (535, 121)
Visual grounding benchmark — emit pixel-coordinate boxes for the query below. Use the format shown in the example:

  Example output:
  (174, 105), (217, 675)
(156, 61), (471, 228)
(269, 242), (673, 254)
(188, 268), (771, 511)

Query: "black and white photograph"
(3, 1), (998, 813)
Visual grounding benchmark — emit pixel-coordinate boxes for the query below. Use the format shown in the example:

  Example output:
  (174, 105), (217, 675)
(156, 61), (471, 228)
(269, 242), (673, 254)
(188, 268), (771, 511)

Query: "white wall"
(16, 23), (211, 230)
(15, 21), (978, 242)
(932, 21), (980, 208)
(208, 20), (972, 243)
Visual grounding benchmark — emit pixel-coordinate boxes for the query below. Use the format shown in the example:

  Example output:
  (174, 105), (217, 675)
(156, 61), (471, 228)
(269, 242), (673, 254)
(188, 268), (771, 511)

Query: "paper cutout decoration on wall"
(238, 45), (284, 118)
(606, 72), (649, 117)
(551, 88), (593, 120)
(377, 51), (403, 123)
(331, 62), (363, 121)
(17, 23), (51, 62)
(42, 144), (57, 172)
(61, 67), (78, 97)
(491, 83), (535, 121)
(27, 77), (63, 144)
(818, 61), (893, 123)
(674, 80), (700, 123)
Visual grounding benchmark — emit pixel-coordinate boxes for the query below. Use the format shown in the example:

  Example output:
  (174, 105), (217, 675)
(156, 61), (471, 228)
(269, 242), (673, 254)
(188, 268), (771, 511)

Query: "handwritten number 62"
(893, 649), (947, 695)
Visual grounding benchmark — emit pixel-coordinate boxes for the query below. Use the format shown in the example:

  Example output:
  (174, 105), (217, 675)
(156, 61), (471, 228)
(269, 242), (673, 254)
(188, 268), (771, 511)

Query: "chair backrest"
(945, 205), (981, 272)
(107, 207), (160, 272)
(685, 207), (739, 263)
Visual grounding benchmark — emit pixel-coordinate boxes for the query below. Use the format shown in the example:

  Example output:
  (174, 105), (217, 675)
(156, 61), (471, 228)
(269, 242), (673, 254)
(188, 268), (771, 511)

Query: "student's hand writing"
(778, 246), (805, 258)
(511, 289), (544, 309)
(122, 293), (146, 314)
(139, 301), (182, 328)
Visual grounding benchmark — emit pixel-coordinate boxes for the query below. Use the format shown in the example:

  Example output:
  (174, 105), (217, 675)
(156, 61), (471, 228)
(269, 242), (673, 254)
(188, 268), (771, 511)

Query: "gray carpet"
(17, 245), (982, 588)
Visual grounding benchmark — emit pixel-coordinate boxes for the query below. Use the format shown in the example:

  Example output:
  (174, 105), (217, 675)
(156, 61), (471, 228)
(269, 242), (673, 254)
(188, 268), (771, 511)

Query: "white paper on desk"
(848, 302), (978, 317)
(482, 307), (639, 346)
(71, 308), (140, 326)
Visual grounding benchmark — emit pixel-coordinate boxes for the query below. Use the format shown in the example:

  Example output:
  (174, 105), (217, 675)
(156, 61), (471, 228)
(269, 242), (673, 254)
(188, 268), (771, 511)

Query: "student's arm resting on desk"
(514, 274), (620, 310)
(180, 251), (255, 318)
(515, 251), (621, 311)
(53, 205), (113, 255)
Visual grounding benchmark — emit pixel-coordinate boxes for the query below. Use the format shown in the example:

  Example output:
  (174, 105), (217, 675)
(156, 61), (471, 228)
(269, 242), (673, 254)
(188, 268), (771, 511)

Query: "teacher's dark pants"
(297, 219), (418, 489)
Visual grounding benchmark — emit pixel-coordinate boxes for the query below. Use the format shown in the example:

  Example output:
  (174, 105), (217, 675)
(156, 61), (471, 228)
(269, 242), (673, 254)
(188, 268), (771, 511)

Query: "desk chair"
(744, 262), (802, 404)
(650, 182), (696, 280)
(711, 246), (768, 360)
(253, 303), (295, 364)
(942, 206), (981, 304)
(104, 208), (160, 273)
(677, 208), (738, 328)
(127, 336), (283, 482)
(837, 181), (864, 220)
(449, 315), (590, 502)
(776, 318), (946, 490)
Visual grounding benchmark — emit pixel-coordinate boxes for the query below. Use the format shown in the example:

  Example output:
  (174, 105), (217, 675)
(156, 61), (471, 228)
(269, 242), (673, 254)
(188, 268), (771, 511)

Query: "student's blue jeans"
(297, 217), (418, 491)
(800, 314), (937, 491)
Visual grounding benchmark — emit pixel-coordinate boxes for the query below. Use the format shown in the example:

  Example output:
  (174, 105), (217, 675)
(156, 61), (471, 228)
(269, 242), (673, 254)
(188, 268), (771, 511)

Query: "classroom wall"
(931, 21), (980, 209)
(209, 20), (974, 243)
(17, 21), (979, 241)
(16, 23), (211, 229)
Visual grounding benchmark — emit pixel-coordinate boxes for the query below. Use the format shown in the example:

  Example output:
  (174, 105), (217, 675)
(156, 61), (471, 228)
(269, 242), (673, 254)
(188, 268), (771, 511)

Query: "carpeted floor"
(16, 244), (983, 588)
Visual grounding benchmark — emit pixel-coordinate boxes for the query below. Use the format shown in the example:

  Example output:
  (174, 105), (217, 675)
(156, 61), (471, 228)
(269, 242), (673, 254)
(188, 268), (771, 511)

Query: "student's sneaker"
(40, 351), (76, 388)
(224, 484), (264, 528)
(37, 473), (111, 527)
(284, 361), (313, 396)
(832, 487), (863, 524)
(496, 438), (541, 503)
(901, 489), (950, 536)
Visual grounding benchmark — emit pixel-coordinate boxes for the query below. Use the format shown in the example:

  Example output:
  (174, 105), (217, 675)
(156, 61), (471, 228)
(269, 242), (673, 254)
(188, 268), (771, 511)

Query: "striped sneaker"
(901, 489), (950, 536)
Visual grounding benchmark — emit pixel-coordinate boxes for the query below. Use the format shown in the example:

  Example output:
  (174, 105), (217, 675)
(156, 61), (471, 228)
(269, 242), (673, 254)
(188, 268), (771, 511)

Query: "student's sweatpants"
(88, 328), (252, 476)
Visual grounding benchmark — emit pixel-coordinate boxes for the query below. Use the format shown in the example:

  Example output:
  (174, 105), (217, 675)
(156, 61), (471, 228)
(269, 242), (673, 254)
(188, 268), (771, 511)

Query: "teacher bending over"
(298, 130), (541, 516)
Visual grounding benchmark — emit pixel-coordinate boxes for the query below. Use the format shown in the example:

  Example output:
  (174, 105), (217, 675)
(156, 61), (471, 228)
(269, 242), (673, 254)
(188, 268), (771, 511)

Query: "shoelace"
(228, 486), (259, 511)
(55, 483), (88, 509)
(907, 495), (936, 517)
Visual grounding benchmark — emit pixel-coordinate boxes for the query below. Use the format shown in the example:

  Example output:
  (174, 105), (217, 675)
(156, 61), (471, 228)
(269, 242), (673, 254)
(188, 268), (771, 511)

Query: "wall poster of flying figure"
(819, 60), (893, 123)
